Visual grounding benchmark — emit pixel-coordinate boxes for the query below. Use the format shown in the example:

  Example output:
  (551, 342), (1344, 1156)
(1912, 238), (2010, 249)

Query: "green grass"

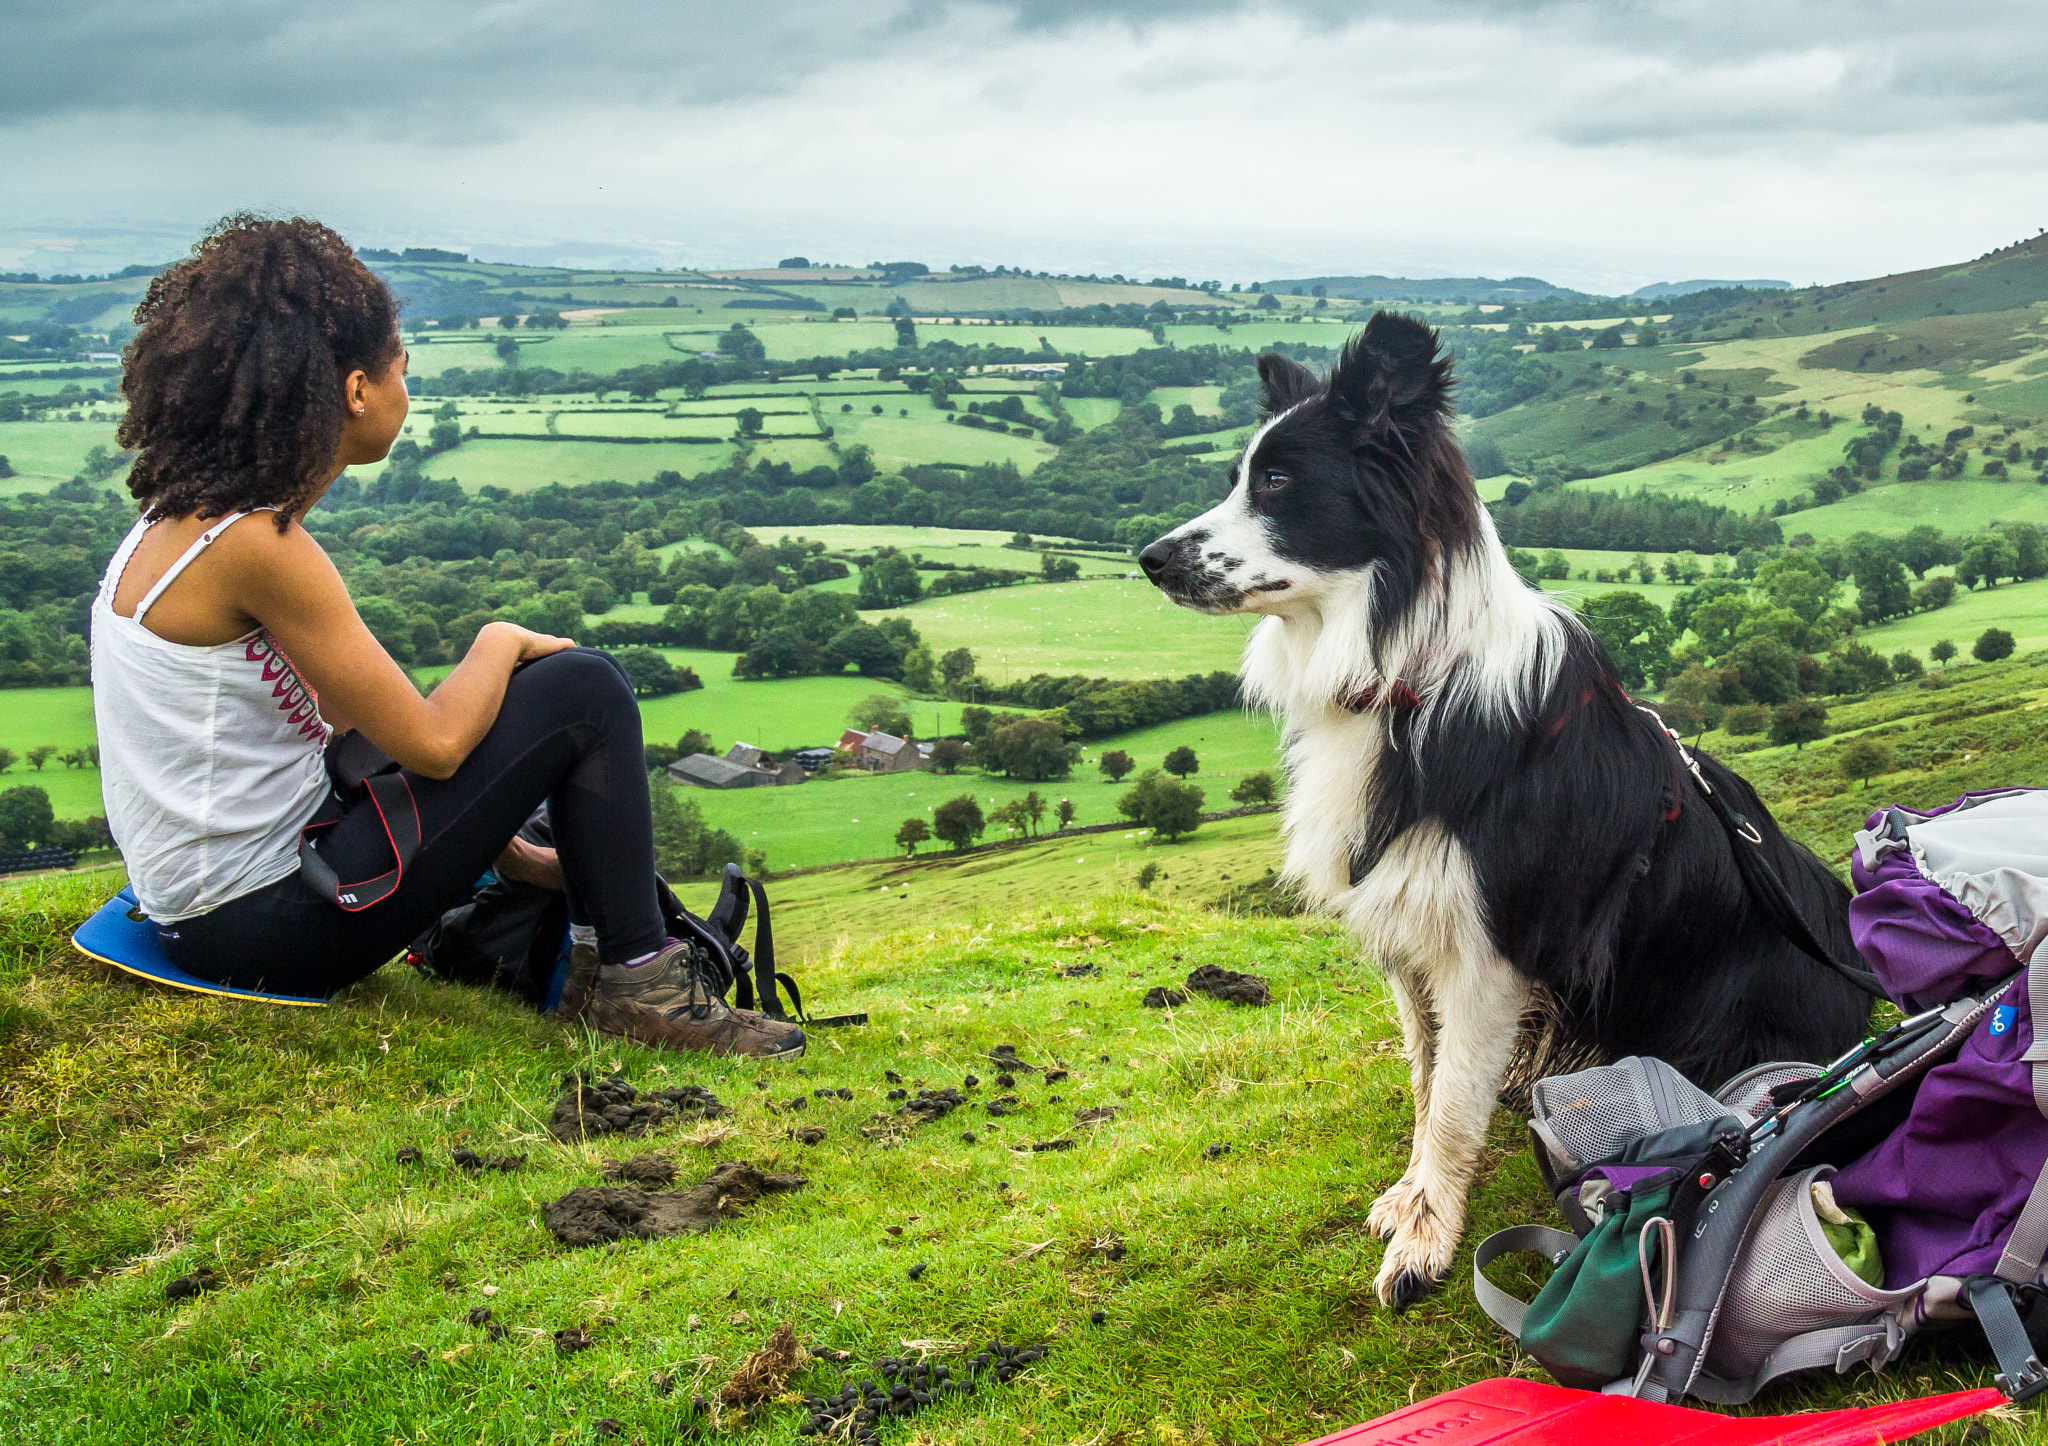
(0, 686), (103, 819)
(0, 418), (126, 492)
(760, 810), (1285, 964)
(868, 577), (1257, 681)
(1851, 575), (2048, 660)
(696, 710), (1283, 873)
(819, 407), (1055, 474)
(2, 864), (1575, 1446)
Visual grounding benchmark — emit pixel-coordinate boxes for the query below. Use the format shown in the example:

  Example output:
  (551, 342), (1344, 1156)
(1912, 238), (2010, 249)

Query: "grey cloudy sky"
(4, 0), (2045, 290)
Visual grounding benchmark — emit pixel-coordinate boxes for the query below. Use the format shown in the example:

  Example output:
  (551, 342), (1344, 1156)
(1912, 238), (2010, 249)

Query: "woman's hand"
(494, 835), (564, 891)
(482, 620), (576, 664)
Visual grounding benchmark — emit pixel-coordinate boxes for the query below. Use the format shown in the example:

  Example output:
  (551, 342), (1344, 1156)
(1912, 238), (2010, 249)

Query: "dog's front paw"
(1373, 1198), (1461, 1311)
(1365, 1174), (1422, 1241)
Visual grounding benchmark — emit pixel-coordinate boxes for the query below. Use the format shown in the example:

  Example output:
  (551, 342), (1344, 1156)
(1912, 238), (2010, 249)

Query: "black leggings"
(158, 648), (665, 997)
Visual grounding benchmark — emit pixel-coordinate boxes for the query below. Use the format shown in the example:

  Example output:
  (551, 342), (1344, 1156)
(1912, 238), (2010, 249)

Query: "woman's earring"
(353, 406), (364, 415)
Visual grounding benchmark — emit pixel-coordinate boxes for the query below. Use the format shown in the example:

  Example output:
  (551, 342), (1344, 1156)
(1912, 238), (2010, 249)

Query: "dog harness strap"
(1341, 679), (1422, 712)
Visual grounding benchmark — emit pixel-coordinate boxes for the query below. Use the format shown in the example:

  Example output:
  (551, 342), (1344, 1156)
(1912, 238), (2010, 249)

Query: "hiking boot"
(585, 939), (806, 1059)
(550, 940), (601, 1021)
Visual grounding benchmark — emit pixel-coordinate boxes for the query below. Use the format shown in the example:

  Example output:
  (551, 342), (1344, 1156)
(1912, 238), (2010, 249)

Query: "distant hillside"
(1628, 279), (1791, 300)
(1469, 232), (2048, 539)
(1261, 274), (1591, 304)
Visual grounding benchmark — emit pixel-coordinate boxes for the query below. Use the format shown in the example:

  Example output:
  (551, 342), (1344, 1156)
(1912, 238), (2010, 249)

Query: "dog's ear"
(1256, 351), (1320, 416)
(1327, 312), (1454, 433)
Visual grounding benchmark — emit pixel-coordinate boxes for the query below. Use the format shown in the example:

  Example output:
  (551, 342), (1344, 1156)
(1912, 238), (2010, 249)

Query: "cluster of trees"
(1492, 489), (1783, 554)
(0, 784), (110, 853)
(947, 668), (1241, 740)
(648, 778), (753, 879)
(1559, 528), (2041, 745)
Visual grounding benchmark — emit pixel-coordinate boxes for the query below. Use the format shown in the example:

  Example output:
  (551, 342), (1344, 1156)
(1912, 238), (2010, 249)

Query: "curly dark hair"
(118, 214), (399, 526)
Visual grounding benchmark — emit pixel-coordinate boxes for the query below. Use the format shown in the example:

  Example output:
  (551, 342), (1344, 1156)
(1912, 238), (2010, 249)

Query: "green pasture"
(1161, 318), (1360, 352)
(694, 709), (1283, 873)
(816, 407), (1055, 474)
(0, 418), (126, 491)
(1853, 575), (2048, 659)
(1058, 398), (1121, 429)
(764, 524), (1085, 554)
(5, 865), (1605, 1446)
(869, 576), (1258, 680)
(1148, 385), (1226, 414)
(758, 810), (1284, 963)
(1791, 479), (2048, 540)
(0, 685), (104, 820)
(431, 438), (740, 492)
(633, 655), (911, 755)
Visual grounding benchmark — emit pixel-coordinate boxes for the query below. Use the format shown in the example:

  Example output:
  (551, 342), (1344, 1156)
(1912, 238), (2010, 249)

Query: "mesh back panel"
(1530, 1057), (1727, 1173)
(1714, 1061), (1824, 1127)
(1706, 1167), (1918, 1382)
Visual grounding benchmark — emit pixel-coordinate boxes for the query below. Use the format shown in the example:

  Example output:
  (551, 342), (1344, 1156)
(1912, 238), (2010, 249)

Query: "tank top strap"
(131, 508), (275, 622)
(100, 517), (151, 604)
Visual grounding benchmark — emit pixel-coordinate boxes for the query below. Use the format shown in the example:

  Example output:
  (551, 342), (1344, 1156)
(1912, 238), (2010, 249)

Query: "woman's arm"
(235, 522), (573, 779)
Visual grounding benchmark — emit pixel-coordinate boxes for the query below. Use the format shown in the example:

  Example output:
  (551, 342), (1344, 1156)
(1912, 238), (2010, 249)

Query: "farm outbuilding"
(667, 746), (806, 789)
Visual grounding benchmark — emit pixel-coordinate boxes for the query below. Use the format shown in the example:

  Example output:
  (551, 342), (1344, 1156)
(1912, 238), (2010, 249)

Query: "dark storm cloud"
(6, 0), (2046, 148)
(0, 0), (907, 133)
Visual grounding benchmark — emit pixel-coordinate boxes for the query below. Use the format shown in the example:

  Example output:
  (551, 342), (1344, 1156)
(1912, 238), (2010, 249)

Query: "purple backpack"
(1475, 787), (2048, 1406)
(1831, 789), (2048, 1285)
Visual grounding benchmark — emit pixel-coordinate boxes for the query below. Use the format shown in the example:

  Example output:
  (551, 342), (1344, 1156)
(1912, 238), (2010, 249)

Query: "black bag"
(407, 807), (864, 1028)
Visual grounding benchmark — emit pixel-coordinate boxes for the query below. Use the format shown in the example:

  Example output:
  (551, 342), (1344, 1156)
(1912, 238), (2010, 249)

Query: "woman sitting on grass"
(92, 213), (801, 1059)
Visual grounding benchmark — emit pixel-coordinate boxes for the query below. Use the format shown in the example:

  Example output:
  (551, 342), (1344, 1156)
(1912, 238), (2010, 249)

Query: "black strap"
(711, 864), (867, 1030)
(298, 770), (422, 911)
(1687, 764), (1889, 999)
(1967, 1276), (2048, 1402)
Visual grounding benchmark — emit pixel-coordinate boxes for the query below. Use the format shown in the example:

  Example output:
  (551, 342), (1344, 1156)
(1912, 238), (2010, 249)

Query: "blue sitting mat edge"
(71, 886), (330, 1008)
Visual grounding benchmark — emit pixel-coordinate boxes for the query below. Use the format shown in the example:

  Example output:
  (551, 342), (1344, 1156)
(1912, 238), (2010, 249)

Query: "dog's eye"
(1255, 469), (1290, 492)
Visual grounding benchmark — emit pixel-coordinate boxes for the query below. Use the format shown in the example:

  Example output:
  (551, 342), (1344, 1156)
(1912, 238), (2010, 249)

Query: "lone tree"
(1056, 797), (1076, 829)
(1163, 745), (1199, 779)
(25, 746), (55, 772)
(735, 407), (765, 437)
(1930, 639), (1957, 668)
(939, 647), (977, 692)
(1837, 738), (1895, 789)
(895, 818), (931, 857)
(850, 694), (912, 738)
(1230, 771), (1277, 805)
(928, 738), (969, 774)
(1769, 700), (1830, 751)
(0, 784), (55, 850)
(1098, 749), (1135, 783)
(1020, 790), (1046, 836)
(1974, 627), (2017, 663)
(615, 647), (682, 697)
(932, 795), (986, 853)
(1118, 769), (1206, 843)
(982, 718), (1076, 780)
(0, 747), (16, 774)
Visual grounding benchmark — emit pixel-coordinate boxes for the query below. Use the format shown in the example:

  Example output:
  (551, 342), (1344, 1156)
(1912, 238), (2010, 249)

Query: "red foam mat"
(1295, 1377), (2004, 1446)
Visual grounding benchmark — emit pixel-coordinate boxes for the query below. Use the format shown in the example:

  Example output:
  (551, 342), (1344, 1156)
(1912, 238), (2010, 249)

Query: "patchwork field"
(694, 710), (1283, 873)
(865, 576), (1258, 681)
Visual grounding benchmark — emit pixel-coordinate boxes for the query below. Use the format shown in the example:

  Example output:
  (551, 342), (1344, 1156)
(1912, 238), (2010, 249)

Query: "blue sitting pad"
(71, 886), (329, 1008)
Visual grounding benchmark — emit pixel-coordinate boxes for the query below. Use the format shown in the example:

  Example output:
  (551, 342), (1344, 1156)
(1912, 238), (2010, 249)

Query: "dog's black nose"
(1137, 539), (1176, 579)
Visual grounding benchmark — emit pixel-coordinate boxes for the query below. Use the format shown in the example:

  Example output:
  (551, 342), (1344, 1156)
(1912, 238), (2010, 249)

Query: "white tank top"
(91, 512), (333, 922)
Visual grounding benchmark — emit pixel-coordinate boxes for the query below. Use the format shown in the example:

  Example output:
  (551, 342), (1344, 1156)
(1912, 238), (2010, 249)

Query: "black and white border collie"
(1138, 313), (1868, 1308)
